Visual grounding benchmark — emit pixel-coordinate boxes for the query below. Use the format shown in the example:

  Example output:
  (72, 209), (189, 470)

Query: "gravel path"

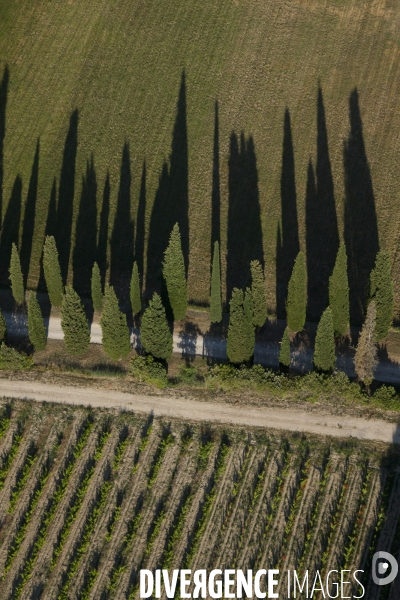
(0, 379), (399, 445)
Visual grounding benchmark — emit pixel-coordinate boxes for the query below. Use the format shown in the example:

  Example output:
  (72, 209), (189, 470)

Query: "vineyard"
(0, 398), (398, 599)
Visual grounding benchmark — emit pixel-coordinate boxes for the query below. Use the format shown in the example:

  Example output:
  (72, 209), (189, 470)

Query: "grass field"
(0, 399), (399, 599)
(1, 0), (400, 316)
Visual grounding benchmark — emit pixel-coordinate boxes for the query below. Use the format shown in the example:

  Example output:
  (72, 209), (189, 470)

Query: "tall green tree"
(286, 251), (307, 333)
(0, 310), (6, 344)
(329, 243), (350, 338)
(279, 326), (290, 368)
(369, 250), (393, 341)
(9, 243), (24, 305)
(140, 293), (173, 362)
(163, 223), (187, 321)
(91, 262), (103, 312)
(227, 288), (254, 364)
(314, 307), (335, 372)
(210, 241), (222, 324)
(250, 260), (267, 328)
(100, 286), (131, 361)
(43, 236), (64, 307)
(28, 292), (47, 351)
(130, 261), (142, 316)
(355, 300), (377, 389)
(61, 287), (90, 357)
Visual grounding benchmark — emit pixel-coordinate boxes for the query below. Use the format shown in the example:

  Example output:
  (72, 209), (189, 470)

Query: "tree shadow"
(211, 100), (221, 256)
(73, 155), (97, 295)
(110, 142), (134, 301)
(344, 88), (379, 325)
(276, 109), (300, 319)
(135, 160), (146, 289)
(226, 131), (264, 303)
(0, 175), (22, 284)
(56, 109), (78, 284)
(97, 171), (110, 290)
(20, 139), (40, 286)
(306, 88), (339, 321)
(146, 71), (189, 295)
(177, 321), (201, 365)
(0, 65), (9, 226)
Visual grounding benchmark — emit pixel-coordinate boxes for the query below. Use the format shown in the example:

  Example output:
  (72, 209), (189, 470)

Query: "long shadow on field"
(344, 88), (379, 325)
(73, 155), (97, 295)
(0, 65), (9, 226)
(0, 175), (22, 285)
(97, 171), (110, 290)
(110, 142), (134, 301)
(226, 132), (264, 303)
(20, 139), (40, 286)
(135, 160), (146, 289)
(146, 71), (189, 296)
(211, 100), (221, 255)
(275, 109), (299, 318)
(306, 88), (339, 322)
(37, 178), (58, 294)
(56, 109), (78, 284)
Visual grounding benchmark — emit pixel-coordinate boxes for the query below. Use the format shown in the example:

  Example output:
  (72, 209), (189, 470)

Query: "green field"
(0, 0), (400, 317)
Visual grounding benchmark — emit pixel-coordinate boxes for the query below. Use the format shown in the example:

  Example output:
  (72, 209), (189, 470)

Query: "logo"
(372, 551), (398, 586)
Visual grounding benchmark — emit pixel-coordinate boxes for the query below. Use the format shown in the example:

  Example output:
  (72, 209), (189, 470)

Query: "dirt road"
(1, 379), (399, 445)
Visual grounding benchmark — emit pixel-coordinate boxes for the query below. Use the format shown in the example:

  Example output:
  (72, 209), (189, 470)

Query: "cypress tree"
(61, 287), (90, 358)
(210, 241), (222, 324)
(100, 286), (131, 361)
(43, 236), (64, 307)
(130, 261), (142, 316)
(355, 300), (377, 389)
(329, 243), (350, 338)
(91, 262), (103, 312)
(9, 243), (24, 305)
(28, 292), (47, 351)
(286, 251), (307, 333)
(227, 288), (255, 364)
(369, 250), (393, 341)
(0, 310), (6, 344)
(140, 293), (173, 361)
(313, 307), (336, 372)
(250, 260), (267, 328)
(163, 223), (187, 321)
(279, 326), (290, 368)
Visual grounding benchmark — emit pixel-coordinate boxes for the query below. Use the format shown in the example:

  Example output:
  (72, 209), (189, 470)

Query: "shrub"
(91, 262), (103, 312)
(373, 385), (397, 407)
(130, 261), (141, 316)
(43, 236), (64, 307)
(28, 292), (47, 351)
(0, 344), (33, 371)
(9, 243), (24, 305)
(286, 251), (307, 333)
(140, 293), (172, 362)
(250, 259), (267, 328)
(0, 311), (6, 343)
(61, 287), (90, 357)
(100, 286), (131, 361)
(130, 354), (167, 387)
(163, 223), (187, 321)
(226, 288), (254, 364)
(210, 241), (222, 323)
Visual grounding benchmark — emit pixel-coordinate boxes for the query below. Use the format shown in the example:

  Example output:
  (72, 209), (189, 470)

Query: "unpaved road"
(5, 312), (400, 385)
(1, 379), (399, 445)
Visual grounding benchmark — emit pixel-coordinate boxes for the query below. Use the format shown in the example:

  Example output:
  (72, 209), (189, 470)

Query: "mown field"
(0, 399), (399, 599)
(0, 0), (400, 315)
